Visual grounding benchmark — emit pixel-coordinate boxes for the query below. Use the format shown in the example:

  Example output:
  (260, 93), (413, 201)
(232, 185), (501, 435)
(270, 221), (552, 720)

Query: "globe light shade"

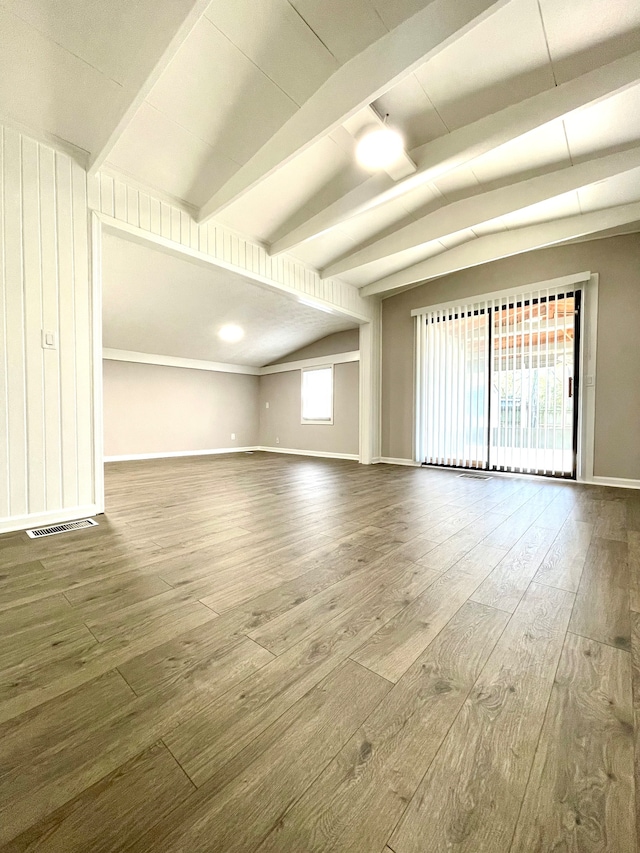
(355, 126), (405, 170)
(218, 323), (244, 343)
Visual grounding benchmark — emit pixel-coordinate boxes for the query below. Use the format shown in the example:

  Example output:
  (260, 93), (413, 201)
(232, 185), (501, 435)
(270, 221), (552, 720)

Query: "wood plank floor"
(0, 452), (638, 852)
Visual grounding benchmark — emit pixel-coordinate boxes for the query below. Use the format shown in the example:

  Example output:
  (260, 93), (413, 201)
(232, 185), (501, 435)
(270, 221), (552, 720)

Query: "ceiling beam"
(322, 145), (640, 277)
(342, 106), (416, 181)
(197, 0), (510, 223)
(88, 0), (211, 176)
(270, 49), (640, 256)
(360, 201), (640, 296)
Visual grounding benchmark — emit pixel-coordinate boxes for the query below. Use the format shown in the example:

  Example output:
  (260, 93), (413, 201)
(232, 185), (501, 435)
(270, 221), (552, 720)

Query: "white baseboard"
(588, 476), (640, 491)
(0, 504), (100, 535)
(379, 457), (421, 467)
(104, 446), (259, 462)
(257, 446), (359, 461)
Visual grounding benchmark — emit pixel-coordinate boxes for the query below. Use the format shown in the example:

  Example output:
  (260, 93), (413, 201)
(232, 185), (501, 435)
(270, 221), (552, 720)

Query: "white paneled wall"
(0, 126), (97, 532)
(0, 123), (378, 533)
(89, 173), (375, 322)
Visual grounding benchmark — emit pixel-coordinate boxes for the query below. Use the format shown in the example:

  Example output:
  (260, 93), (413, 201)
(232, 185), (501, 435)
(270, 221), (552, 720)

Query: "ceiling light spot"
(356, 126), (405, 171)
(218, 324), (244, 342)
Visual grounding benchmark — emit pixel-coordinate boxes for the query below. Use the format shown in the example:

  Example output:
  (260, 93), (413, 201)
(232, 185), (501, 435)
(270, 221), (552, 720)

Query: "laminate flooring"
(0, 452), (638, 852)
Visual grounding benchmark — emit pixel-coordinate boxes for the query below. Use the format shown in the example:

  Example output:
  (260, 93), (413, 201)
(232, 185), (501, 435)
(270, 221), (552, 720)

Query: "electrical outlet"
(265, 401), (270, 409)
(231, 433), (236, 440)
(276, 437), (279, 444)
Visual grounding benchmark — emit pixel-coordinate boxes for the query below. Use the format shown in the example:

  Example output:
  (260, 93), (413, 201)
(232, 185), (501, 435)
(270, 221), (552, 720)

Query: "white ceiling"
(101, 232), (358, 366)
(2, 0), (640, 298)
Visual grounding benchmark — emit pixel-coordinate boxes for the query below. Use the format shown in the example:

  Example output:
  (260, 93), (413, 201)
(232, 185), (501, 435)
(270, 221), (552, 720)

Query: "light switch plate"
(41, 330), (57, 350)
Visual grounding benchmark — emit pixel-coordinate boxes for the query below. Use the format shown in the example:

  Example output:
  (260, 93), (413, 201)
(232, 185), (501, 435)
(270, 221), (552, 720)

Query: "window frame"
(300, 364), (334, 425)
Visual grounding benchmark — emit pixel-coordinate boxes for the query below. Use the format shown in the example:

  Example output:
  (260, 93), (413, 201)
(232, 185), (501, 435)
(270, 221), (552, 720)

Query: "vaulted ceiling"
(2, 0), (640, 297)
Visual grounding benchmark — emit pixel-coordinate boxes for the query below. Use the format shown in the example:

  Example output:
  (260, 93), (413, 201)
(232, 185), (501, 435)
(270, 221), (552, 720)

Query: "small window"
(301, 366), (333, 424)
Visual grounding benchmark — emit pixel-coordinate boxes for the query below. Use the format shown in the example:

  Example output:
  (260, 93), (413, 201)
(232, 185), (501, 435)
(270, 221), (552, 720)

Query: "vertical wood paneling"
(71, 160), (92, 507)
(39, 145), (62, 510)
(139, 193), (151, 232)
(189, 218), (198, 251)
(170, 207), (181, 243)
(160, 203), (171, 239)
(99, 174), (114, 217)
(149, 198), (161, 235)
(114, 181), (127, 222)
(1, 125), (94, 529)
(55, 152), (79, 509)
(126, 186), (138, 227)
(21, 135), (46, 514)
(0, 127), (9, 518)
(3, 127), (28, 516)
(86, 173), (374, 321)
(86, 172), (100, 214)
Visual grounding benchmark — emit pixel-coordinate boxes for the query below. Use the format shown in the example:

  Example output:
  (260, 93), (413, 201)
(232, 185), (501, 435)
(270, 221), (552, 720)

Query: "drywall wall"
(270, 329), (359, 364)
(0, 121), (375, 532)
(0, 126), (96, 532)
(103, 360), (259, 457)
(259, 362), (359, 457)
(381, 233), (640, 480)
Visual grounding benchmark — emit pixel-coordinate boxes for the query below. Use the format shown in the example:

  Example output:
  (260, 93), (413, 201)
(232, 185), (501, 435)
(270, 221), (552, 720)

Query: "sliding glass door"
(490, 293), (580, 477)
(416, 289), (581, 479)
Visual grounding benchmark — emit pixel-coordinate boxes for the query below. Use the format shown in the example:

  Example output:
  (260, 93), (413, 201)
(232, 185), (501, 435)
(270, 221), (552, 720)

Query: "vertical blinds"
(414, 282), (581, 477)
(415, 306), (488, 468)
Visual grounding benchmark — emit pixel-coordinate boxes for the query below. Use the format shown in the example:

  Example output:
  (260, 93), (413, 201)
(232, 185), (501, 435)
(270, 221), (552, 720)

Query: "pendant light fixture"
(355, 114), (405, 171)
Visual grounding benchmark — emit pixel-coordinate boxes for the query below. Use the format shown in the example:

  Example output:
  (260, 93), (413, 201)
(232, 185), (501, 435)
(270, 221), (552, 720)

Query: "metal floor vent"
(457, 472), (492, 480)
(26, 518), (98, 539)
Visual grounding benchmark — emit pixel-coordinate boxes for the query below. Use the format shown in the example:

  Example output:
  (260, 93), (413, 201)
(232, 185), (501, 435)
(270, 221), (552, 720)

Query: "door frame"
(411, 271), (599, 483)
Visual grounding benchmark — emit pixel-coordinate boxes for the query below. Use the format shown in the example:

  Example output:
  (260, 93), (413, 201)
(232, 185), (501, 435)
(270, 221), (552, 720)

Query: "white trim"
(417, 464), (577, 484)
(589, 476), (640, 491)
(410, 272), (591, 316)
(102, 348), (360, 376)
(359, 310), (382, 465)
(262, 351), (359, 375)
(578, 274), (598, 483)
(103, 348), (260, 376)
(105, 446), (259, 462)
(91, 213), (106, 514)
(0, 111), (89, 166)
(410, 272), (598, 484)
(379, 457), (421, 466)
(97, 166), (199, 217)
(301, 364), (334, 425)
(96, 213), (371, 324)
(257, 446), (359, 461)
(0, 505), (100, 535)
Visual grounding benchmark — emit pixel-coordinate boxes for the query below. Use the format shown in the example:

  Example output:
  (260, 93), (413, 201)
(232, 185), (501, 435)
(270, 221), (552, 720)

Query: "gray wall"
(103, 360), (259, 457)
(258, 330), (361, 457)
(259, 362), (359, 456)
(381, 233), (640, 479)
(269, 329), (360, 364)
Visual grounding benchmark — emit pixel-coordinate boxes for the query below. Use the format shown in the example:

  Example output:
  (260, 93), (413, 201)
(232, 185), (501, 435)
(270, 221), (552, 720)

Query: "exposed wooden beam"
(361, 201), (640, 296)
(270, 50), (640, 256)
(197, 0), (510, 223)
(88, 0), (211, 175)
(323, 145), (640, 277)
